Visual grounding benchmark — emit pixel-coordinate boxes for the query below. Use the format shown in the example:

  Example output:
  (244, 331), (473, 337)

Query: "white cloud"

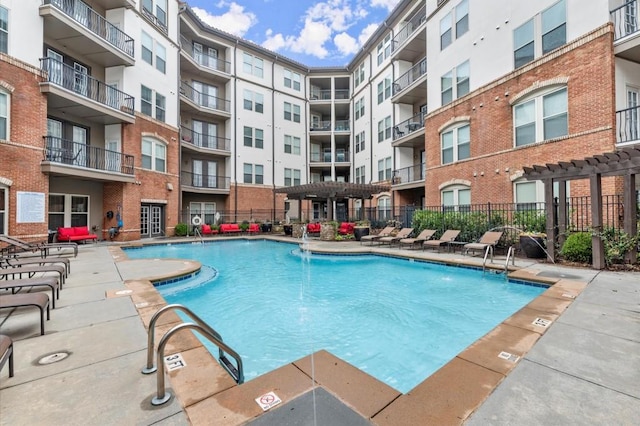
(370, 0), (402, 12)
(358, 23), (379, 46)
(334, 32), (359, 56)
(192, 3), (257, 37)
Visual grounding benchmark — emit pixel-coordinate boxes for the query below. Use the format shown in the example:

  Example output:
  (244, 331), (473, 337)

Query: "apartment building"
(0, 0), (638, 240)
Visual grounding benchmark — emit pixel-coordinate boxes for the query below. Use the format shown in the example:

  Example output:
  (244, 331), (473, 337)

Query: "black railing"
(616, 105), (640, 144)
(40, 57), (135, 114)
(610, 0), (639, 40)
(141, 6), (167, 34)
(45, 0), (135, 57)
(43, 136), (134, 175)
(391, 5), (426, 52)
(180, 126), (230, 151)
(392, 163), (425, 184)
(181, 171), (230, 190)
(393, 58), (427, 95)
(180, 36), (231, 74)
(393, 111), (426, 140)
(180, 81), (230, 113)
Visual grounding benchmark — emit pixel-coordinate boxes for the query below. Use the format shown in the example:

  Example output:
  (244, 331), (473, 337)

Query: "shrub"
(599, 227), (639, 265)
(560, 232), (592, 263)
(174, 223), (188, 236)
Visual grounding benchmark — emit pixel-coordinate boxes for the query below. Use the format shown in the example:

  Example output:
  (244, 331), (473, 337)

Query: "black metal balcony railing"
(43, 136), (134, 175)
(181, 171), (230, 190)
(391, 5), (427, 52)
(45, 0), (134, 57)
(393, 58), (427, 95)
(141, 6), (167, 34)
(180, 82), (231, 113)
(610, 0), (639, 40)
(180, 126), (230, 151)
(392, 163), (425, 185)
(393, 111), (427, 140)
(616, 105), (640, 144)
(40, 57), (135, 114)
(180, 36), (231, 74)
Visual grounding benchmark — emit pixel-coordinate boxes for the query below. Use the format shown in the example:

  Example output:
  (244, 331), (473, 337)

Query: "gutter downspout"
(233, 40), (238, 222)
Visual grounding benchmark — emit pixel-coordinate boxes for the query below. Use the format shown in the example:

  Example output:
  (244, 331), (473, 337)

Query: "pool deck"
(1, 235), (638, 425)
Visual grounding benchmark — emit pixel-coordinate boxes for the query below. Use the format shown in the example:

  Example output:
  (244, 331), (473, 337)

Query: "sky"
(184, 0), (403, 67)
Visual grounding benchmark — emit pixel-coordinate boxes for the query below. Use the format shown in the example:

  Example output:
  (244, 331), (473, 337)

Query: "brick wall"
(423, 25), (619, 205)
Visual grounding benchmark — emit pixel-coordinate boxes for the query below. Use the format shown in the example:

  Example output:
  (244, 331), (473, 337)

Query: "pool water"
(125, 240), (545, 393)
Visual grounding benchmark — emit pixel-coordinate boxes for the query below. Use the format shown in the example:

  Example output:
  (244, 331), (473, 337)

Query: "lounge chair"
(1, 256), (71, 275)
(463, 231), (504, 259)
(0, 263), (66, 286)
(398, 229), (436, 249)
(0, 235), (78, 258)
(360, 226), (396, 245)
(0, 276), (60, 308)
(0, 334), (14, 377)
(378, 227), (414, 246)
(0, 293), (50, 335)
(423, 230), (461, 252)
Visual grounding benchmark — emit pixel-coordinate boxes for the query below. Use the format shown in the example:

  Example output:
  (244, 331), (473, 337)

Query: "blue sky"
(185, 0), (402, 67)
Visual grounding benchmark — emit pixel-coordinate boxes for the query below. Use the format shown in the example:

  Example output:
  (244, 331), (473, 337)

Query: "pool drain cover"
(38, 351), (70, 365)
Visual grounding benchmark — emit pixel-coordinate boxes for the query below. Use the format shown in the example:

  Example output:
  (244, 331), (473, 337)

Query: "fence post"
(487, 202), (492, 229)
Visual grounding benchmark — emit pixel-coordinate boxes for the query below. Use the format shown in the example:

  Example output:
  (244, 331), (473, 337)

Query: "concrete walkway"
(0, 239), (638, 425)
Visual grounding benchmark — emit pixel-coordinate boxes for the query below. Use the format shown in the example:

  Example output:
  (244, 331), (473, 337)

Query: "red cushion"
(73, 226), (89, 235)
(57, 227), (72, 238)
(202, 224), (211, 234)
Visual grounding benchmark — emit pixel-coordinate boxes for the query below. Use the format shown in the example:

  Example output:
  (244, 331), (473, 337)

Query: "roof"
(274, 182), (391, 200)
(523, 146), (640, 181)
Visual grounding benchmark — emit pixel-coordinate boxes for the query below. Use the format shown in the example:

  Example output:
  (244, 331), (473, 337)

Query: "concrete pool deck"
(0, 236), (638, 425)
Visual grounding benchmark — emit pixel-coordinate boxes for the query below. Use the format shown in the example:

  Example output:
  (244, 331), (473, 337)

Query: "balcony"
(611, 0), (640, 62)
(392, 111), (426, 148)
(616, 105), (640, 146)
(180, 126), (231, 155)
(41, 136), (135, 183)
(180, 82), (231, 118)
(334, 120), (350, 131)
(310, 120), (332, 132)
(390, 5), (427, 62)
(141, 5), (167, 34)
(335, 149), (350, 163)
(310, 89), (350, 101)
(40, 0), (135, 67)
(180, 36), (231, 82)
(392, 163), (425, 187)
(181, 171), (230, 194)
(40, 57), (135, 124)
(391, 58), (427, 105)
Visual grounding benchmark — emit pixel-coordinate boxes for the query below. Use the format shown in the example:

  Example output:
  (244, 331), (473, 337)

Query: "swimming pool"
(125, 240), (545, 393)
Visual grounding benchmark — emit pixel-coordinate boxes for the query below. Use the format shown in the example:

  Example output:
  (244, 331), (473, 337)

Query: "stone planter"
(320, 223), (337, 241)
(292, 224), (305, 238)
(520, 236), (546, 258)
(354, 227), (370, 241)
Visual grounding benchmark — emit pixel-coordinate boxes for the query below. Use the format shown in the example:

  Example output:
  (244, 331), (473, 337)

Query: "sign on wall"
(17, 191), (46, 223)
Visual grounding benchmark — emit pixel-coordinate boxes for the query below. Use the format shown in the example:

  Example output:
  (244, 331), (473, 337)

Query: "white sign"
(164, 353), (187, 371)
(255, 391), (282, 411)
(532, 317), (552, 328)
(498, 351), (520, 363)
(16, 191), (46, 223)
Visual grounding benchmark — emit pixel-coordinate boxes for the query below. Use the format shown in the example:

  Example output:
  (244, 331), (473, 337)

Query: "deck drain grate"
(38, 351), (70, 365)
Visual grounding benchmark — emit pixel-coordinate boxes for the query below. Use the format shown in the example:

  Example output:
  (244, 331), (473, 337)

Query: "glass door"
(46, 49), (63, 86)
(72, 126), (87, 166)
(628, 87), (639, 141)
(192, 160), (203, 186)
(47, 118), (63, 161)
(207, 161), (217, 188)
(74, 62), (88, 96)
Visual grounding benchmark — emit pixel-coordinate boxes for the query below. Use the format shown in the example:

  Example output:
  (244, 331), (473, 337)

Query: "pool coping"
(112, 236), (586, 425)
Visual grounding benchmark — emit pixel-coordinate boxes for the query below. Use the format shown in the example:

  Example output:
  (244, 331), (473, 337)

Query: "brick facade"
(423, 25), (620, 205)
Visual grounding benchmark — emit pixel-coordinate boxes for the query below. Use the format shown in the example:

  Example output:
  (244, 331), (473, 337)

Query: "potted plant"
(353, 220), (370, 241)
(519, 232), (547, 258)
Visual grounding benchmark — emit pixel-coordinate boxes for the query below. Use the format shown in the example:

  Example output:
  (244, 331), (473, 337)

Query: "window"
(355, 165), (365, 184)
(284, 102), (300, 122)
(442, 185), (470, 212)
(284, 135), (301, 155)
(440, 0), (468, 50)
(441, 124), (470, 164)
(0, 89), (8, 140)
(377, 157), (392, 181)
(377, 116), (392, 142)
(284, 168), (301, 186)
(156, 42), (166, 73)
(377, 77), (391, 104)
(377, 196), (391, 220)
(354, 97), (365, 120)
(141, 137), (166, 172)
(190, 202), (216, 225)
(0, 6), (8, 54)
(243, 52), (263, 78)
(243, 90), (264, 113)
(141, 85), (153, 116)
(243, 163), (263, 184)
(142, 0), (167, 31)
(355, 131), (365, 153)
(376, 33), (391, 65)
(141, 31), (153, 65)
(243, 163), (252, 183)
(514, 180), (543, 210)
(243, 126), (263, 149)
(48, 194), (90, 229)
(284, 69), (301, 91)
(354, 62), (365, 87)
(513, 0), (566, 68)
(514, 87), (567, 146)
(441, 61), (470, 105)
(155, 93), (165, 122)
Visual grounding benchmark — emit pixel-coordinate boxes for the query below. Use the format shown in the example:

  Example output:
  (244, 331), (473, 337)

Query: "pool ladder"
(482, 245), (515, 274)
(142, 304), (244, 406)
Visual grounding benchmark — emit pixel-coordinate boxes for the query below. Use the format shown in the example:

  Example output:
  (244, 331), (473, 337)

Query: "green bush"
(513, 210), (546, 234)
(560, 232), (592, 263)
(174, 223), (188, 236)
(599, 227), (639, 265)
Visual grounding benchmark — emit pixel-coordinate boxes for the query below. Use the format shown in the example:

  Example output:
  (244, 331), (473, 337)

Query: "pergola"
(523, 146), (640, 269)
(274, 182), (391, 221)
